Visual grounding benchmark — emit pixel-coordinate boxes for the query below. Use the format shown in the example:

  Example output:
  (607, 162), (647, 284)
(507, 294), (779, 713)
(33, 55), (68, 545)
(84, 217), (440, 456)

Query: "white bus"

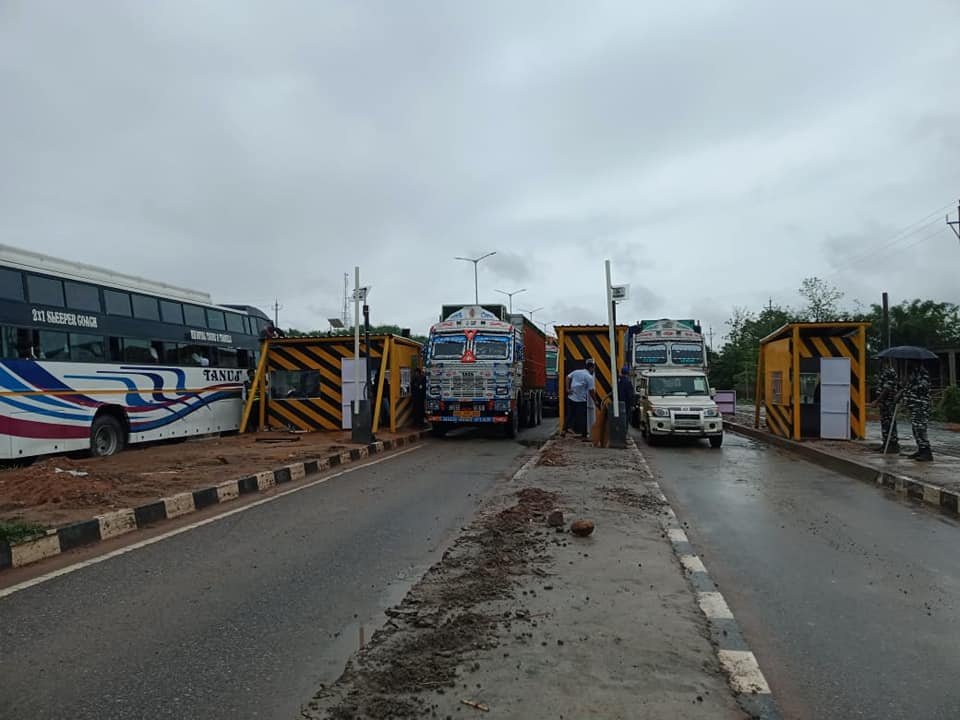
(0, 245), (269, 460)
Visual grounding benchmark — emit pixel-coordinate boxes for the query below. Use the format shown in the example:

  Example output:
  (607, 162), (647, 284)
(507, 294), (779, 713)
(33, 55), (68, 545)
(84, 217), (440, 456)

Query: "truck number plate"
(455, 410), (480, 418)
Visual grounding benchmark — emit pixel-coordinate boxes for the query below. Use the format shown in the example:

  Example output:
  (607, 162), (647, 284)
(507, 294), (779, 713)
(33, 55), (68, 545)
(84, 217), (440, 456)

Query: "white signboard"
(611, 284), (630, 302)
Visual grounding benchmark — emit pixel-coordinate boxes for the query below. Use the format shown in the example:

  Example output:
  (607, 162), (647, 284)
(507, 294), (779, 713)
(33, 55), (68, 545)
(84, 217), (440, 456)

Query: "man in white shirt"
(565, 358), (596, 437)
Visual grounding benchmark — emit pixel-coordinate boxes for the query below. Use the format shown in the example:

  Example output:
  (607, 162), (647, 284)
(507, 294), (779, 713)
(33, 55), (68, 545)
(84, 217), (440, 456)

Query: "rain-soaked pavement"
(643, 431), (960, 720)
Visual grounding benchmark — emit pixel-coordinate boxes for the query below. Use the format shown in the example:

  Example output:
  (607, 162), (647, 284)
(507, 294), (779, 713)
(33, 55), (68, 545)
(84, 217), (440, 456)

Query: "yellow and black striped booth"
(556, 325), (628, 430)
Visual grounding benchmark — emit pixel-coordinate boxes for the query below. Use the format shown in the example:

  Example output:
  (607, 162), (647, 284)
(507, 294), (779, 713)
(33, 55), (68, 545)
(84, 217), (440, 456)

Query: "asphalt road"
(0, 420), (555, 720)
(642, 431), (960, 720)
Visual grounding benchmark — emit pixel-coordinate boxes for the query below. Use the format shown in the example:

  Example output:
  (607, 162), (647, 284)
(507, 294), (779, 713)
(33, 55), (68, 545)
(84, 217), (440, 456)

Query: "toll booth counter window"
(799, 373), (819, 404)
(271, 370), (322, 399)
(635, 343), (668, 364)
(400, 367), (411, 397)
(431, 335), (466, 360)
(670, 342), (704, 365)
(474, 335), (510, 360)
(648, 375), (710, 397)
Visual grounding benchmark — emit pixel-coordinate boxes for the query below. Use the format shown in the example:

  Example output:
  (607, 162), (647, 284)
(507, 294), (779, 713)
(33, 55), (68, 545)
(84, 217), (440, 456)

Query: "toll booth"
(556, 325), (628, 430)
(241, 334), (423, 434)
(755, 322), (869, 441)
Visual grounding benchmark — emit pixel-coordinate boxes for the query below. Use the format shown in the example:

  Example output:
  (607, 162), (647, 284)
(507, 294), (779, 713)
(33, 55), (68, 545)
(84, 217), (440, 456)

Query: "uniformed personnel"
(872, 360), (899, 453)
(901, 363), (933, 462)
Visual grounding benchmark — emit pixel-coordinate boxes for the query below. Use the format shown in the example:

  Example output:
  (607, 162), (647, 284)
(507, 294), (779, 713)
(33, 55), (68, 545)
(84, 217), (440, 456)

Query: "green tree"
(798, 277), (844, 322)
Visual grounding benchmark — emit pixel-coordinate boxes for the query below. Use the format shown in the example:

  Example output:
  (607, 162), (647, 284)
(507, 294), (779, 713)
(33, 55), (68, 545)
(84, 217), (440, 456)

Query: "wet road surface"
(642, 431), (960, 720)
(0, 421), (554, 720)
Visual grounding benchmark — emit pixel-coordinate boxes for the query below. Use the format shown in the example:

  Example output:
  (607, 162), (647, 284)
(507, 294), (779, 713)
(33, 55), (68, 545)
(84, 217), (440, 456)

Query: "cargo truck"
(544, 337), (559, 415)
(425, 305), (546, 438)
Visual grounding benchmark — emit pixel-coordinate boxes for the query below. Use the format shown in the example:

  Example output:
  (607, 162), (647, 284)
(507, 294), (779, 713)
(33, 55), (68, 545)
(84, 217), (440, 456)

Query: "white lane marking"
(513, 439), (553, 481)
(718, 649), (772, 695)
(0, 445), (424, 600)
(667, 528), (688, 543)
(679, 554), (707, 573)
(698, 591), (734, 620)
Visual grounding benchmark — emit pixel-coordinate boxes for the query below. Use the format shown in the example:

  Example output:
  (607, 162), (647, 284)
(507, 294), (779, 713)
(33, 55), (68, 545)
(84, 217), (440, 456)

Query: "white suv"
(637, 369), (723, 448)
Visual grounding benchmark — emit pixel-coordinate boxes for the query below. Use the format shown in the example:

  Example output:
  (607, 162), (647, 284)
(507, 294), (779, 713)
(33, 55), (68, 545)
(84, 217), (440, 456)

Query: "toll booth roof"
(759, 322), (870, 346)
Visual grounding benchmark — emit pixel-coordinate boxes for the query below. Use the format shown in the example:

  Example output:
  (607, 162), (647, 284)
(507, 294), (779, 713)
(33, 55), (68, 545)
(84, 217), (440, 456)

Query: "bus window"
(226, 313), (245, 334)
(216, 347), (239, 368)
(160, 300), (184, 325)
(237, 349), (252, 368)
(27, 275), (65, 307)
(1, 326), (17, 358)
(122, 338), (157, 363)
(64, 282), (101, 313)
(69, 333), (106, 362)
(132, 294), (160, 321)
(206, 309), (226, 331)
(180, 344), (211, 366)
(183, 305), (206, 327)
(163, 343), (181, 364)
(0, 268), (25, 301)
(38, 330), (69, 360)
(104, 289), (132, 317)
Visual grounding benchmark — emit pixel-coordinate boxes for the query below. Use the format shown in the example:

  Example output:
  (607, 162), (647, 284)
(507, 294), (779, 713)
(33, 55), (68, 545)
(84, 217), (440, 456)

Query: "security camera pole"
(605, 260), (619, 419)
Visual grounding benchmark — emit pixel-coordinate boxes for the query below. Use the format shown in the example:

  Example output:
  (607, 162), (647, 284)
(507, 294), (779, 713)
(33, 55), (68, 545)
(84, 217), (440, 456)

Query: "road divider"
(0, 431), (429, 573)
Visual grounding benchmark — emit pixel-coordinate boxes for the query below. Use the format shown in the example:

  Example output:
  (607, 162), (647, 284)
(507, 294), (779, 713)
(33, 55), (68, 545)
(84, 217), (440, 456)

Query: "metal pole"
(605, 260), (619, 418)
(354, 267), (361, 414)
(474, 261), (479, 305)
(882, 291), (890, 349)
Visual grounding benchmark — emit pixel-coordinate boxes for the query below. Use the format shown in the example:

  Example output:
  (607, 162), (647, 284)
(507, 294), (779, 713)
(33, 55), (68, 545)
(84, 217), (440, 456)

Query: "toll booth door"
(341, 358), (368, 429)
(820, 357), (850, 440)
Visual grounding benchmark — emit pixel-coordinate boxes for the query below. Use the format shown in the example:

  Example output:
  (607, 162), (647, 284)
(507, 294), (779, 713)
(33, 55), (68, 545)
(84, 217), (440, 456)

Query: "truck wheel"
(505, 410), (519, 439)
(709, 435), (723, 449)
(90, 414), (126, 457)
(536, 395), (543, 425)
(430, 423), (447, 438)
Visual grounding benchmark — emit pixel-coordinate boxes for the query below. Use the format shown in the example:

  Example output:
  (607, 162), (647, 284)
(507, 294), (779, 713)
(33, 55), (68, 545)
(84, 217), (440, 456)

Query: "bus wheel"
(90, 415), (126, 457)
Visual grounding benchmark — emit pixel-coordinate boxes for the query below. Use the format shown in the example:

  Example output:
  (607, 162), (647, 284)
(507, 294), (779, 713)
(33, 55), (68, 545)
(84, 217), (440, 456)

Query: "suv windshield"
(648, 375), (710, 396)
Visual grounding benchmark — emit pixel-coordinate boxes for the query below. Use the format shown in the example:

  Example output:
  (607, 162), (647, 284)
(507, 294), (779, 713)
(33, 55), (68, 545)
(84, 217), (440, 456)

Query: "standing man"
(872, 360), (899, 453)
(412, 367), (427, 428)
(565, 358), (595, 437)
(902, 362), (933, 461)
(617, 366), (635, 420)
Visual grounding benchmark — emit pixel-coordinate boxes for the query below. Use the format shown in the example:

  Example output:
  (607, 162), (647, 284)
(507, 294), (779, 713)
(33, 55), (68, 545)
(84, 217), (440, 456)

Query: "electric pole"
(707, 326), (715, 352)
(272, 299), (283, 327)
(948, 199), (960, 241)
(342, 273), (352, 328)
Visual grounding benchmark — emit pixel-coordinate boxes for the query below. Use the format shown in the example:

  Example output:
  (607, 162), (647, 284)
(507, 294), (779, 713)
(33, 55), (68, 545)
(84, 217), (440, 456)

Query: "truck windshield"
(546, 349), (558, 373)
(474, 334), (510, 359)
(635, 342), (667, 364)
(671, 342), (704, 365)
(648, 375), (710, 396)
(431, 336), (466, 359)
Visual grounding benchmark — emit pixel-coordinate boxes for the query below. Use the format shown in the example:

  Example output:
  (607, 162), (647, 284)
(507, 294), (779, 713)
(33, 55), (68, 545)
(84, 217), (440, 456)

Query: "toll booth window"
(635, 343), (667, 364)
(474, 334), (510, 359)
(270, 370), (321, 399)
(432, 336), (466, 359)
(799, 373), (819, 404)
(670, 343), (703, 365)
(771, 371), (783, 404)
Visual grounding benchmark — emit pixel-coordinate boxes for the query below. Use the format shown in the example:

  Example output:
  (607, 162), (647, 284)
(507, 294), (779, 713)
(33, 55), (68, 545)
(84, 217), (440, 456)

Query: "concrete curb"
(0, 431), (429, 572)
(628, 437), (782, 720)
(724, 420), (960, 518)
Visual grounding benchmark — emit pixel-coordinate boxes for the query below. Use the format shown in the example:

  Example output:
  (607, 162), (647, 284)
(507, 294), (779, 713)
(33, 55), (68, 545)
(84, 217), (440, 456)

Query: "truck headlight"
(429, 386), (441, 397)
(653, 408), (670, 418)
(703, 408), (719, 418)
(495, 386), (509, 396)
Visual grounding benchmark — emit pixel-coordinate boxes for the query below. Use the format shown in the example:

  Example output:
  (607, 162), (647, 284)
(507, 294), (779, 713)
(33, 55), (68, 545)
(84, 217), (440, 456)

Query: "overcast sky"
(2, 1), (959, 343)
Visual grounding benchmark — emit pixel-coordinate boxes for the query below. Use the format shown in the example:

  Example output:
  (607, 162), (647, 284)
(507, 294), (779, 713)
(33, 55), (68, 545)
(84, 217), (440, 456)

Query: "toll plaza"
(754, 322), (869, 441)
(556, 324), (628, 430)
(241, 334), (423, 435)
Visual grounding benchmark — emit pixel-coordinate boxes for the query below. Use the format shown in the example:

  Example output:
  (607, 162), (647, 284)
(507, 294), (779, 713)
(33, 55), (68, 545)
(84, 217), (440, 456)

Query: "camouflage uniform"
(902, 366), (932, 460)
(875, 365), (899, 452)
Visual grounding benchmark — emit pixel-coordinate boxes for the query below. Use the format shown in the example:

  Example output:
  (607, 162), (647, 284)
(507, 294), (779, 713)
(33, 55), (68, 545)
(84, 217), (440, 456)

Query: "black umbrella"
(876, 345), (938, 360)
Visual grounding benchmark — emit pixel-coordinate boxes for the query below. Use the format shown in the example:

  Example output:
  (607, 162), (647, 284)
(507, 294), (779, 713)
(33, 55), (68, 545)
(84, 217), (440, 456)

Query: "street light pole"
(455, 252), (496, 305)
(520, 307), (544, 322)
(495, 288), (526, 314)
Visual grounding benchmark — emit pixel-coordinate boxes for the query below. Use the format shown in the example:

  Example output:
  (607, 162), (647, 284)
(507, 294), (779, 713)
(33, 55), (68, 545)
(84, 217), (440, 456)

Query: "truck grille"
(445, 377), (491, 397)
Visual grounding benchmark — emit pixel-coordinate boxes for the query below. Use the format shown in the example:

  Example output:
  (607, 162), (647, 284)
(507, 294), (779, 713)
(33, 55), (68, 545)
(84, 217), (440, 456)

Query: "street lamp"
(494, 288), (526, 314)
(520, 306), (544, 322)
(455, 252), (496, 305)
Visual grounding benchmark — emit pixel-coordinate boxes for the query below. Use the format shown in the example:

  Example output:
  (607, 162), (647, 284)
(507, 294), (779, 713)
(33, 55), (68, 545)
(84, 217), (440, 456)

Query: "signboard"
(714, 390), (736, 416)
(611, 284), (630, 302)
(31, 308), (99, 329)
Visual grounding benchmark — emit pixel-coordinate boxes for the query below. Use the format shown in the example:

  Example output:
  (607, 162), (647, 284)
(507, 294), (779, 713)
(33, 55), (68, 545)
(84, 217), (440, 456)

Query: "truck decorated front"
(629, 319), (707, 370)
(425, 305), (545, 437)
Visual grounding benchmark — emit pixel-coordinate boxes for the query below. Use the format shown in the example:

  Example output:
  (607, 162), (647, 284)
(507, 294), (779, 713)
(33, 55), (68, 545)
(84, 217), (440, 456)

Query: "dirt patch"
(0, 430), (418, 529)
(599, 485), (668, 513)
(536, 445), (569, 466)
(306, 487), (559, 719)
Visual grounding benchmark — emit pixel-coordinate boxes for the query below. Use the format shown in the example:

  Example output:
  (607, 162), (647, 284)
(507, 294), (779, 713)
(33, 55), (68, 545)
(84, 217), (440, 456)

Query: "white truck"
(635, 367), (724, 448)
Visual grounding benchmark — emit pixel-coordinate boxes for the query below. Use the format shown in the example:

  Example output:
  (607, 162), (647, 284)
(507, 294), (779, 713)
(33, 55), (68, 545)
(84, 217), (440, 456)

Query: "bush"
(0, 520), (47, 545)
(938, 385), (960, 423)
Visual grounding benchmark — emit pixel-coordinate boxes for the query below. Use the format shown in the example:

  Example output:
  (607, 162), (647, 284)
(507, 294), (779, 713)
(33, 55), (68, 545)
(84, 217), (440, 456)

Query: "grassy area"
(0, 520), (48, 545)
